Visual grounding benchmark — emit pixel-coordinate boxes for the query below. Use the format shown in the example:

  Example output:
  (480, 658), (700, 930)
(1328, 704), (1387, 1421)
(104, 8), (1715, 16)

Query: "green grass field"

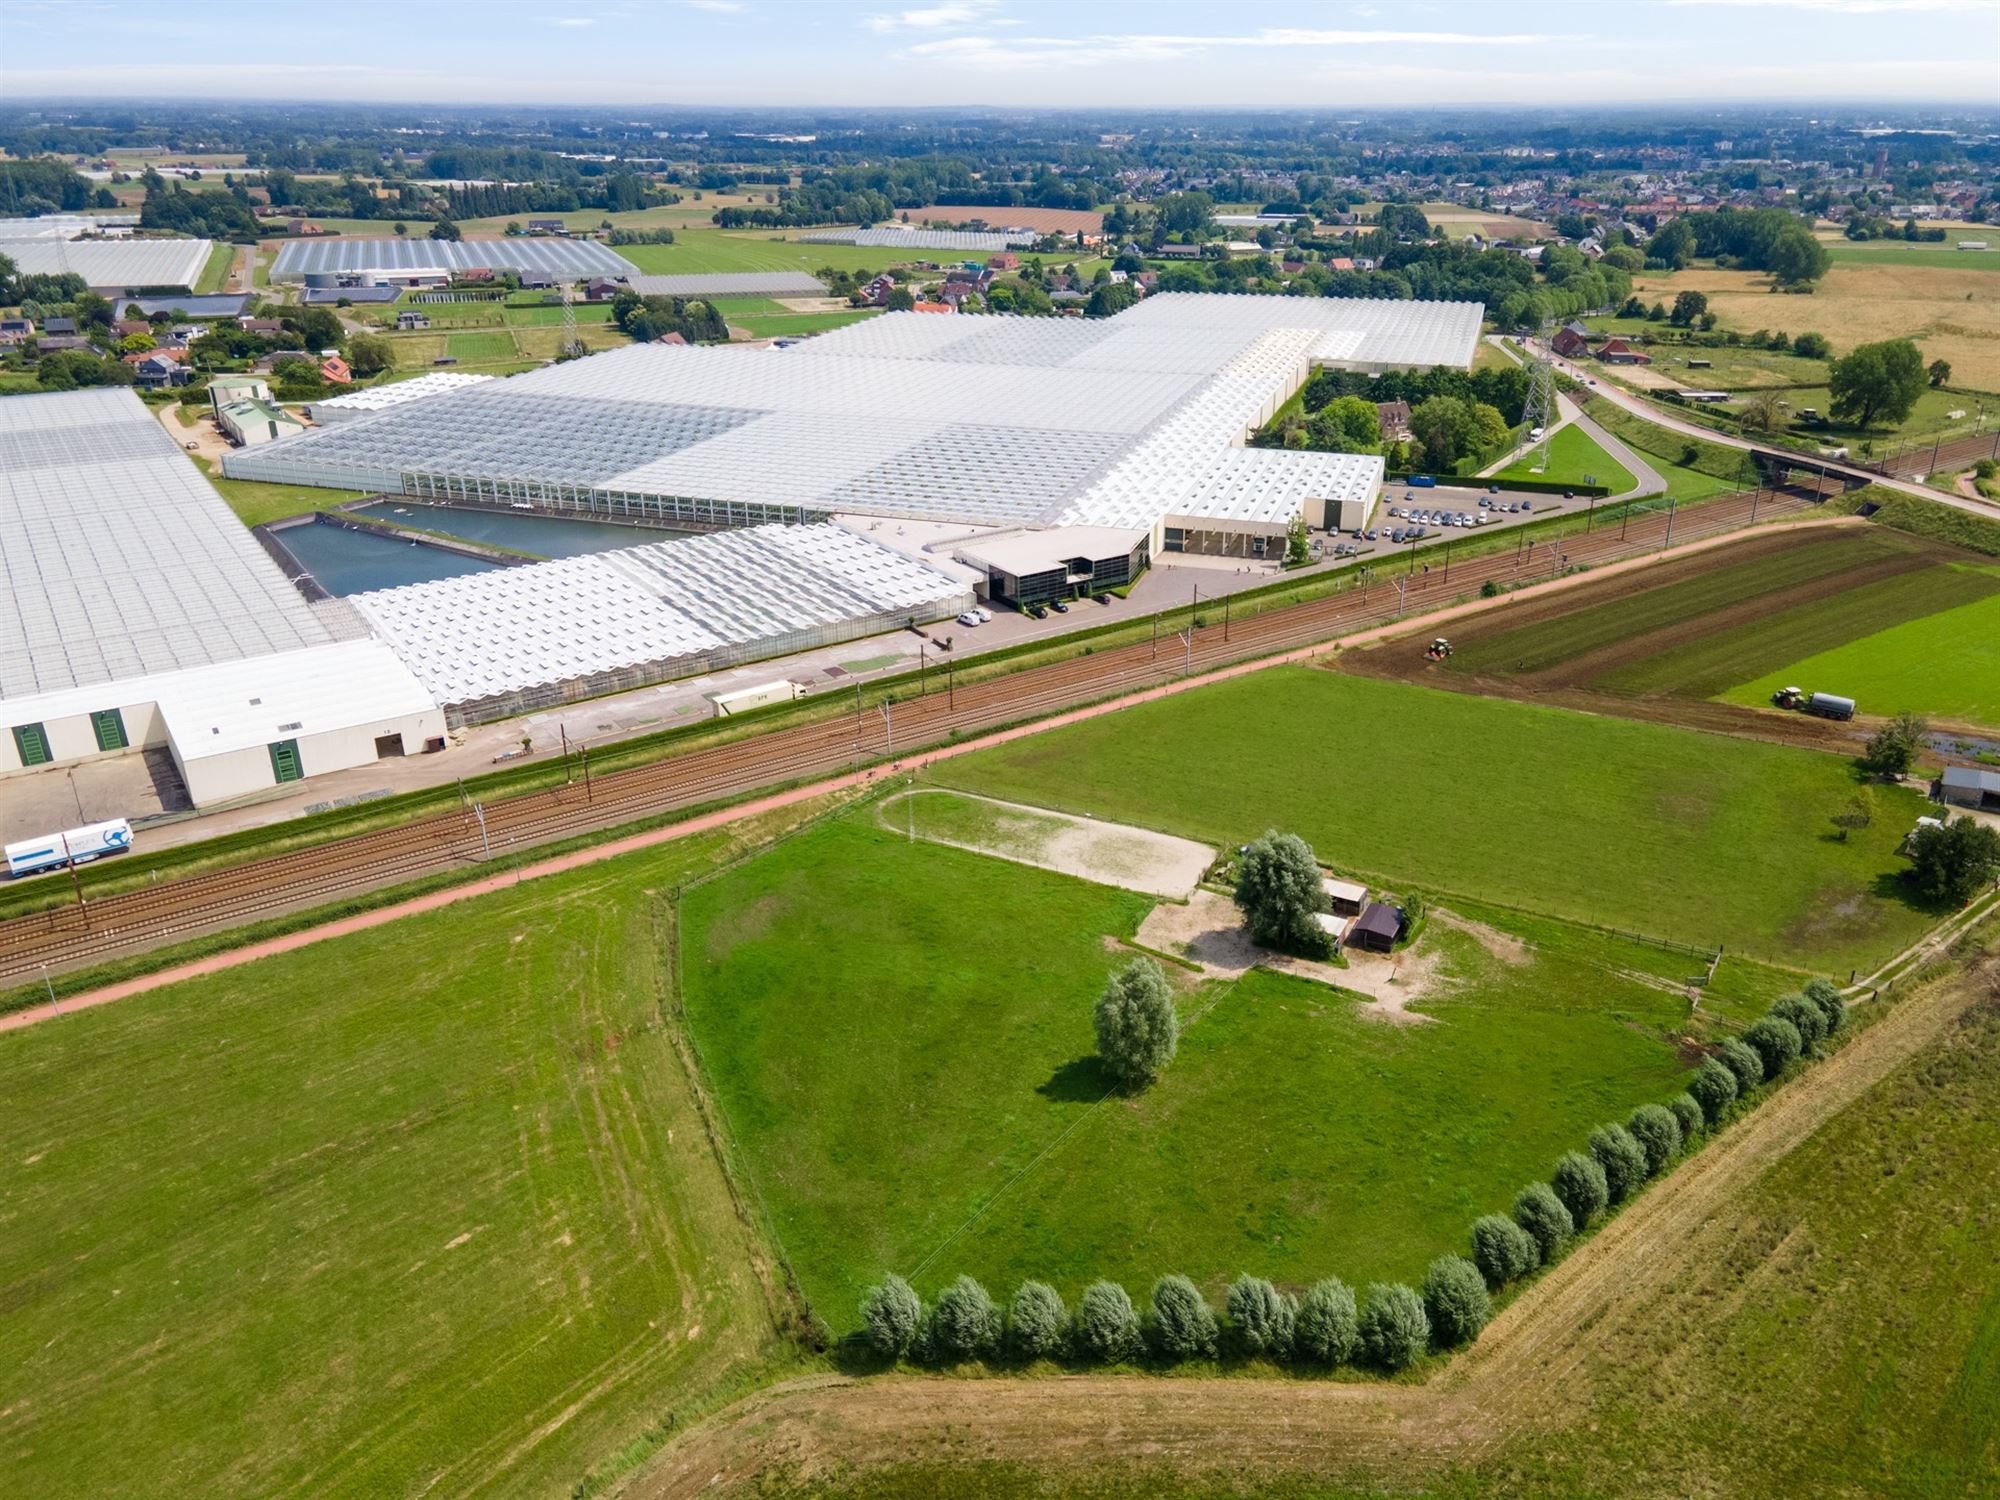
(1724, 577), (2000, 725)
(616, 228), (893, 277)
(1822, 242), (2000, 271)
(734, 309), (879, 338)
(935, 669), (1937, 969)
(0, 823), (810, 1500)
(193, 239), (236, 294)
(1493, 423), (1636, 491)
(681, 816), (1698, 1325)
(445, 330), (516, 362)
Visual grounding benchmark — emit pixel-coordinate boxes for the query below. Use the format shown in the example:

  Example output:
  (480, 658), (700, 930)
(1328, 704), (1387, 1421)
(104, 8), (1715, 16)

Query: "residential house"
(654, 331), (688, 346)
(285, 218), (330, 236)
(1596, 338), (1652, 366)
(1154, 244), (1202, 260)
(1375, 400), (1413, 443)
(43, 317), (79, 335)
(239, 318), (285, 336)
(114, 319), (151, 339)
(0, 317), (34, 345)
(986, 251), (1019, 271)
(127, 351), (191, 389)
(1550, 326), (1591, 360)
(861, 273), (898, 307)
(910, 301), (955, 314)
(582, 278), (626, 302)
(1134, 271), (1159, 291)
(319, 355), (353, 384)
(35, 335), (93, 352)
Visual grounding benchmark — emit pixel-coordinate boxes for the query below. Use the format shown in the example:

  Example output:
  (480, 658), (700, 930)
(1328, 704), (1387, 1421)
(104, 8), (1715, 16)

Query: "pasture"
(445, 329), (515, 362)
(680, 815), (1704, 1325)
(615, 228), (895, 277)
(934, 667), (1938, 970)
(0, 816), (821, 1500)
(1493, 423), (1636, 491)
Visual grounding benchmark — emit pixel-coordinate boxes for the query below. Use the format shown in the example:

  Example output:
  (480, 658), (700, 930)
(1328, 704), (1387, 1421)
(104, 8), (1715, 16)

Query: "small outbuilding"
(1347, 902), (1405, 953)
(1939, 766), (2000, 811)
(1321, 876), (1368, 917)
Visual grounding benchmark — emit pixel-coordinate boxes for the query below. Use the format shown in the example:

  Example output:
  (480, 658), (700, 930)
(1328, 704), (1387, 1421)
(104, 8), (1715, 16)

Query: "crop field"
(1627, 261), (2000, 394)
(1492, 423), (1635, 491)
(0, 814), (830, 1500)
(933, 668), (1937, 970)
(1402, 525), (2000, 728)
(680, 815), (1707, 1326)
(445, 330), (515, 362)
(1821, 242), (2000, 272)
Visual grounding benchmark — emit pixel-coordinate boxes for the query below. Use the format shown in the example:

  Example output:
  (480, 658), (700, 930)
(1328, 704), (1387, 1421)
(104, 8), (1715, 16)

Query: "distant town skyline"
(8, 0), (1998, 109)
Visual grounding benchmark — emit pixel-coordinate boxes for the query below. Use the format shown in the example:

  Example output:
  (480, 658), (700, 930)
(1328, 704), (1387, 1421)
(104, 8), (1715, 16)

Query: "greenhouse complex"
(214, 293), (1479, 725)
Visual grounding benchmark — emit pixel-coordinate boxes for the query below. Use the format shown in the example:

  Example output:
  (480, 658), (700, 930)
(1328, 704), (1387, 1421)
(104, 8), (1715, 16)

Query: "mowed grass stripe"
(0, 832), (789, 1500)
(1723, 576), (2000, 726)
(933, 668), (1936, 968)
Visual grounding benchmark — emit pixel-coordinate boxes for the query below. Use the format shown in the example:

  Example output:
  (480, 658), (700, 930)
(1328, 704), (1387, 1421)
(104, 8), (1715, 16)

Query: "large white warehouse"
(0, 389), (443, 807)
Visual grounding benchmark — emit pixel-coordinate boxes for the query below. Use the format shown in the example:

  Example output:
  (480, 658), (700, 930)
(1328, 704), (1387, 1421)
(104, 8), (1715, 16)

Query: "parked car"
(956, 610), (983, 627)
(974, 606), (993, 623)
(1028, 604), (1048, 619)
(1049, 599), (1069, 613)
(1519, 499), (1533, 511)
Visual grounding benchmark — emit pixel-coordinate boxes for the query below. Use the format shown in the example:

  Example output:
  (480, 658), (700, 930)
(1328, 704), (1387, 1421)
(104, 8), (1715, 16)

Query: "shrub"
(1770, 994), (1827, 1052)
(1148, 1274), (1219, 1361)
(1689, 1058), (1739, 1124)
(1511, 1181), (1575, 1262)
(1667, 1092), (1704, 1145)
(1744, 1016), (1803, 1078)
(1470, 1212), (1540, 1287)
(860, 1273), (923, 1359)
(1074, 1281), (1140, 1363)
(1225, 1274), (1297, 1359)
(1094, 957), (1178, 1088)
(1588, 1123), (1650, 1204)
(1626, 1103), (1683, 1176)
(1551, 1150), (1610, 1226)
(1804, 976), (1846, 1036)
(1717, 1036), (1766, 1093)
(1359, 1283), (1431, 1371)
(928, 1275), (1000, 1361)
(1422, 1256), (1491, 1348)
(1006, 1280), (1068, 1361)
(1294, 1277), (1360, 1366)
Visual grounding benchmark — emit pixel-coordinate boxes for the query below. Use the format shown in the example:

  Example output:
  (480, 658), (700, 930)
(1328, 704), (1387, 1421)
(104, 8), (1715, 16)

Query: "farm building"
(1939, 766), (2000, 811)
(0, 388), (443, 805)
(217, 398), (306, 446)
(207, 375), (273, 413)
(1348, 902), (1405, 952)
(0, 237), (213, 294)
(269, 237), (635, 286)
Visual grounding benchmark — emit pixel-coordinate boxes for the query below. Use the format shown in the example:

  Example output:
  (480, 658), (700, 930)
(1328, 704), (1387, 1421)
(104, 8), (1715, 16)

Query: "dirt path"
(879, 789), (1214, 899)
(622, 942), (1996, 1499)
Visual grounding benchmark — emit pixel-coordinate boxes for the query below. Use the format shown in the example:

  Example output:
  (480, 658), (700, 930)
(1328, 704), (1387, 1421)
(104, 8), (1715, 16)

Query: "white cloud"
(866, 2), (997, 34)
(680, 0), (746, 11)
(552, 16), (595, 25)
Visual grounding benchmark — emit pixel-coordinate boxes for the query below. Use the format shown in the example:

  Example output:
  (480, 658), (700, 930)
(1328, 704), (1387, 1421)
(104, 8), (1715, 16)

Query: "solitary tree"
(1006, 1281), (1068, 1361)
(1470, 1213), (1540, 1287)
(345, 333), (394, 377)
(1670, 290), (1709, 326)
(1094, 957), (1178, 1089)
(428, 216), (462, 241)
(1294, 1277), (1359, 1365)
(1792, 331), (1832, 359)
(1828, 337), (1927, 427)
(1551, 1150), (1610, 1226)
(860, 1273), (923, 1359)
(1148, 1275), (1219, 1361)
(1743, 1015), (1804, 1079)
(1225, 1274), (1297, 1359)
(1511, 1182), (1575, 1262)
(1422, 1256), (1491, 1347)
(1861, 712), (1930, 777)
(1626, 1103), (1683, 1175)
(1074, 1281), (1141, 1363)
(1588, 1123), (1650, 1204)
(1928, 358), (1952, 387)
(927, 1275), (1001, 1361)
(1358, 1283), (1431, 1371)
(1689, 1057), (1739, 1124)
(1907, 815), (2000, 905)
(1233, 831), (1331, 956)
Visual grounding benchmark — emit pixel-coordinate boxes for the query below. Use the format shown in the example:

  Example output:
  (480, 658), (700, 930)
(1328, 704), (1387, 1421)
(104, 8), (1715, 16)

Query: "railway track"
(0, 488), (1808, 985)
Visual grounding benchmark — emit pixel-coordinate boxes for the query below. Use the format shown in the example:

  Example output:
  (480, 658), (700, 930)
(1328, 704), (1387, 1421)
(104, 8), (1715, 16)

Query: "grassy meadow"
(680, 815), (1706, 1326)
(0, 823), (814, 1500)
(934, 668), (1938, 969)
(1492, 423), (1636, 491)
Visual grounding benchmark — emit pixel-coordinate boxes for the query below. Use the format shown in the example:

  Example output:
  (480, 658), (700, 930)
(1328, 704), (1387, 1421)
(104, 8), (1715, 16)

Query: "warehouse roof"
(954, 526), (1148, 576)
(798, 227), (1038, 251)
(348, 521), (968, 708)
(0, 237), (213, 291)
(1941, 766), (2000, 793)
(270, 237), (636, 282)
(309, 372), (494, 415)
(626, 271), (827, 298)
(224, 293), (1478, 532)
(0, 214), (137, 239)
(0, 388), (336, 700)
(116, 293), (249, 318)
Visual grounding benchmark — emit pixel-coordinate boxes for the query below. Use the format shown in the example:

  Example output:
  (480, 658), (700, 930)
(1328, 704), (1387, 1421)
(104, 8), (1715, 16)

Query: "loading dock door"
(12, 723), (51, 767)
(91, 708), (128, 752)
(268, 739), (303, 784)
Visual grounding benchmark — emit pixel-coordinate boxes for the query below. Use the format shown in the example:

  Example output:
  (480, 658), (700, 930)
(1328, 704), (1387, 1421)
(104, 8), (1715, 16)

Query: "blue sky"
(8, 0), (1998, 107)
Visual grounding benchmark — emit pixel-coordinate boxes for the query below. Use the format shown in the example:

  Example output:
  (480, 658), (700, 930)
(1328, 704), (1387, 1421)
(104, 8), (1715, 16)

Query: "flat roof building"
(0, 388), (442, 805)
(1939, 766), (2000, 811)
(270, 237), (636, 284)
(0, 237), (213, 294)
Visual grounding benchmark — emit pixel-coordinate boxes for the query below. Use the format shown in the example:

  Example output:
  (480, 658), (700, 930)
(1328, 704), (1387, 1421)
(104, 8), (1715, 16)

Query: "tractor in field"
(1771, 685), (1805, 709)
(1425, 637), (1453, 661)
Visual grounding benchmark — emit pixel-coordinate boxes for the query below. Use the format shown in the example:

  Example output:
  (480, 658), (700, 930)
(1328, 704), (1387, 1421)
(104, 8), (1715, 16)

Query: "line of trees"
(1646, 207), (1830, 287)
(855, 979), (1850, 1376)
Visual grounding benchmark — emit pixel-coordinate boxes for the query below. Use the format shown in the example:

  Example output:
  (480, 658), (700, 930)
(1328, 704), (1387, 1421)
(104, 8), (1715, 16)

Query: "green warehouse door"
(12, 722), (51, 767)
(268, 739), (303, 784)
(91, 708), (127, 752)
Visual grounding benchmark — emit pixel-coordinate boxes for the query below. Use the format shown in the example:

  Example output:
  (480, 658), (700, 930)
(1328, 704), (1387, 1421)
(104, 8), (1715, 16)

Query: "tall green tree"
(1233, 831), (1331, 957)
(1829, 338), (1927, 427)
(1908, 816), (2000, 905)
(1094, 957), (1178, 1089)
